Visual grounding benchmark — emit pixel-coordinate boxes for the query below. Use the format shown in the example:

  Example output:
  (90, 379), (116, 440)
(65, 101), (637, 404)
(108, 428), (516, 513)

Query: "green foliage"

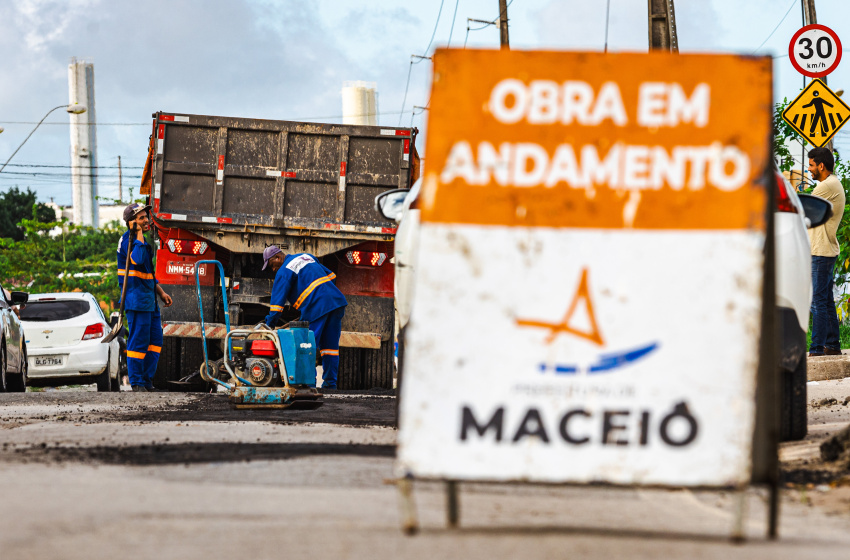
(0, 187), (55, 240)
(0, 210), (123, 313)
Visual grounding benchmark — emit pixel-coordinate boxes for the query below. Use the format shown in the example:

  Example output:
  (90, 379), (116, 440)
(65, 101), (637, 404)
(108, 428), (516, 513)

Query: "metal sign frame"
(395, 49), (780, 541)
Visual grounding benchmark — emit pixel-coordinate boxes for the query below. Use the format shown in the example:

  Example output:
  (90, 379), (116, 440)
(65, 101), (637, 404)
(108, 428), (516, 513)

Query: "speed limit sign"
(790, 24), (842, 78)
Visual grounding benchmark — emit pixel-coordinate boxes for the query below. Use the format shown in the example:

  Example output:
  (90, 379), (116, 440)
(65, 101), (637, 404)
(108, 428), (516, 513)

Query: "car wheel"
(95, 349), (112, 392)
(110, 349), (121, 392)
(6, 347), (27, 393)
(780, 354), (808, 442)
(0, 343), (7, 393)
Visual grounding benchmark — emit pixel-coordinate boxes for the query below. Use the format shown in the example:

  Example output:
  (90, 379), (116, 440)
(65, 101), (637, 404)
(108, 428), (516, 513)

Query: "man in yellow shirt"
(808, 147), (846, 356)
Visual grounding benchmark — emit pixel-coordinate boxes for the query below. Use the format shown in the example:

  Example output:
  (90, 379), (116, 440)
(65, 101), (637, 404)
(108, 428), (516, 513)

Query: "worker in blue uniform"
(261, 246), (347, 389)
(118, 203), (173, 392)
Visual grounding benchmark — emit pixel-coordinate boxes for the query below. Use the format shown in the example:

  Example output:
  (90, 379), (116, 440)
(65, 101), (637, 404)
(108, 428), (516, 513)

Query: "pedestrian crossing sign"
(782, 78), (850, 147)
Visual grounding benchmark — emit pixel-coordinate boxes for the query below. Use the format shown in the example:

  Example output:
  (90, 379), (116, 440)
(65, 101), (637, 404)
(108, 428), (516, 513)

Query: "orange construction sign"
(421, 50), (773, 231)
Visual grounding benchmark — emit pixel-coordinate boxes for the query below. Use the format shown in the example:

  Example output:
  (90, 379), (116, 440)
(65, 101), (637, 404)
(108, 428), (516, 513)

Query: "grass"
(805, 319), (850, 351)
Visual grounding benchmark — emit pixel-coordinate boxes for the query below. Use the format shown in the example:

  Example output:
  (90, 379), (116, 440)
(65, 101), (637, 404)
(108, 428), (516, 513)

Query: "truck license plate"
(35, 356), (63, 366)
(167, 262), (206, 276)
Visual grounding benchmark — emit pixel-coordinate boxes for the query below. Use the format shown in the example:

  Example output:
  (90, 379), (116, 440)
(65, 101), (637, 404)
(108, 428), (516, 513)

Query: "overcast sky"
(1, 0), (848, 206)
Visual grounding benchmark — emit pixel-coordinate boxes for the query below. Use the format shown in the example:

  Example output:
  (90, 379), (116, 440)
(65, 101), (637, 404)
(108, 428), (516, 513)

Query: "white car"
(378, 174), (834, 441)
(774, 170), (833, 441)
(20, 293), (122, 391)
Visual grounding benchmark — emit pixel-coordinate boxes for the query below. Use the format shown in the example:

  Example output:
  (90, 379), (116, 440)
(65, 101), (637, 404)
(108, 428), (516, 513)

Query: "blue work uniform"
(264, 253), (347, 389)
(117, 231), (163, 389)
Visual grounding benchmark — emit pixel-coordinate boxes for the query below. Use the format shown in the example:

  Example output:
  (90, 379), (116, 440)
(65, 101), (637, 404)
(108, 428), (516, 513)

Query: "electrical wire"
(463, 0), (516, 49)
(447, 0), (461, 48)
(751, 0), (798, 54)
(423, 0), (446, 55)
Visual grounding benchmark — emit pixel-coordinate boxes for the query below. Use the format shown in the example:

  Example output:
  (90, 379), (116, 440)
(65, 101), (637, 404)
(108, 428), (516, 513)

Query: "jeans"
(811, 255), (840, 352)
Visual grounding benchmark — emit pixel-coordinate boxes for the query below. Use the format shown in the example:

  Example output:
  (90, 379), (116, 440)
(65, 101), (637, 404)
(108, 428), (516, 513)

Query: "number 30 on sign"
(790, 24), (842, 78)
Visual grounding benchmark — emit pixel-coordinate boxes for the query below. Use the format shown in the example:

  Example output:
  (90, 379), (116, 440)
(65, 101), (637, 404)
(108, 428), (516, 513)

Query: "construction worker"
(118, 203), (173, 392)
(261, 246), (347, 389)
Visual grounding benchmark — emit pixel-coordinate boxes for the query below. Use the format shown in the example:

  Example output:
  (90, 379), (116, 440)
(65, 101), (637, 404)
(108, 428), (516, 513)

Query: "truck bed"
(146, 112), (417, 234)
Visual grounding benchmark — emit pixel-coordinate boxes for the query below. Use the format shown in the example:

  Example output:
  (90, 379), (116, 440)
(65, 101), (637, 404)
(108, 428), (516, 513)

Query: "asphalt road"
(1, 381), (849, 559)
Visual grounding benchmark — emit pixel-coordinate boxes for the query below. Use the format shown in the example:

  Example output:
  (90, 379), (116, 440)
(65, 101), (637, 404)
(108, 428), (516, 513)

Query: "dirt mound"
(821, 424), (850, 465)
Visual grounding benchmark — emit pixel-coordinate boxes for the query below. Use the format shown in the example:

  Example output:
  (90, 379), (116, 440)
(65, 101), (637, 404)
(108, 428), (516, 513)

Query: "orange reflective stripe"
(320, 349), (339, 356)
(118, 269), (155, 280)
(130, 255), (138, 265)
(147, 345), (162, 353)
(294, 274), (335, 309)
(270, 305), (285, 312)
(127, 350), (147, 359)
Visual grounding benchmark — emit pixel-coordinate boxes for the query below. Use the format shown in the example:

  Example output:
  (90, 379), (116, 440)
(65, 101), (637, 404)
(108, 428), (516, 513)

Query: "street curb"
(807, 355), (850, 381)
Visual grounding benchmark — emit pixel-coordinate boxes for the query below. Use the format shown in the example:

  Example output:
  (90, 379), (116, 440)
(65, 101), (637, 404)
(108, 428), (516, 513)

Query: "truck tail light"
(775, 172), (798, 214)
(345, 251), (387, 266)
(167, 239), (209, 255)
(251, 339), (277, 357)
(82, 323), (104, 341)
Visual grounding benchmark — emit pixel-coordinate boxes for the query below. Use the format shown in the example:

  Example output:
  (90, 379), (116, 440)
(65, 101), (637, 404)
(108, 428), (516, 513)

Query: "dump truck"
(138, 111), (418, 390)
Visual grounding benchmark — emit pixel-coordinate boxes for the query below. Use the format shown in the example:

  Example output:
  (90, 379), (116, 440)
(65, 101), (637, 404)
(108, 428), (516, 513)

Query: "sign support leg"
(398, 474), (419, 535)
(730, 488), (748, 543)
(767, 480), (780, 539)
(446, 480), (460, 528)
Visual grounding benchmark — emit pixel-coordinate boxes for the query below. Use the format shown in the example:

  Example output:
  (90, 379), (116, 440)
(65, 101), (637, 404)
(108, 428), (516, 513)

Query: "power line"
(463, 0), (516, 48)
(751, 0), (798, 54)
(1, 163), (144, 169)
(0, 121), (149, 126)
(423, 0), (447, 55)
(447, 0), (461, 48)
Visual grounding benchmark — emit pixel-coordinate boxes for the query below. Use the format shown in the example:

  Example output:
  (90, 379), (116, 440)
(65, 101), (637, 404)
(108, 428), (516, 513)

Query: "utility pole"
(499, 0), (510, 50)
(118, 155), (123, 203)
(801, 0), (832, 158)
(647, 0), (679, 52)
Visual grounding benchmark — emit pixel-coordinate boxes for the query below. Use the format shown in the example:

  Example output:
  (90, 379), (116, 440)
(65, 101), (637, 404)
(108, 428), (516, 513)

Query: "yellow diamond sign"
(782, 79), (850, 147)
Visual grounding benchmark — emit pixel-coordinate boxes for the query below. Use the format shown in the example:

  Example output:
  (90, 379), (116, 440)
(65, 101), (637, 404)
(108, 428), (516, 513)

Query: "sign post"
(396, 49), (776, 538)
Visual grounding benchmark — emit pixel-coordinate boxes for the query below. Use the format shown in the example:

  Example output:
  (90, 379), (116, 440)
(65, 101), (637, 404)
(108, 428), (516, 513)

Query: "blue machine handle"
(195, 260), (246, 387)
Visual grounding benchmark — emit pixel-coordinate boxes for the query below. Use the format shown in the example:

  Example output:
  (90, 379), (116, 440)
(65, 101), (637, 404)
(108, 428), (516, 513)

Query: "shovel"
(102, 225), (135, 344)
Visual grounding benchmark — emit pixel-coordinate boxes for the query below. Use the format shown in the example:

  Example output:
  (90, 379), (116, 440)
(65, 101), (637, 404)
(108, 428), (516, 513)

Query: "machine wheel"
(780, 354), (807, 442)
(6, 347), (27, 393)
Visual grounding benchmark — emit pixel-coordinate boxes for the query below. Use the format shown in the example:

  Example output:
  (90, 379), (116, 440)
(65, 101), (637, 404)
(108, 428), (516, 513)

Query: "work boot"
(824, 347), (842, 355)
(131, 386), (148, 392)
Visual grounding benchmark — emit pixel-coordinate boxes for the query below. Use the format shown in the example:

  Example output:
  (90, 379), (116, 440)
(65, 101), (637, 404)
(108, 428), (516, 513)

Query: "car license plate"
(35, 356), (63, 366)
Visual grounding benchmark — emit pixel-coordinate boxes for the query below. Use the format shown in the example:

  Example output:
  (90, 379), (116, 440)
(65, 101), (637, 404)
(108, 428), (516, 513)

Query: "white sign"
(790, 24), (842, 78)
(396, 50), (773, 487)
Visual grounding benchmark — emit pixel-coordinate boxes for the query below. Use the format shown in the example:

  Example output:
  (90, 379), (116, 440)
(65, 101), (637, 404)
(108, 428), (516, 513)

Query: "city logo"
(516, 268), (658, 375)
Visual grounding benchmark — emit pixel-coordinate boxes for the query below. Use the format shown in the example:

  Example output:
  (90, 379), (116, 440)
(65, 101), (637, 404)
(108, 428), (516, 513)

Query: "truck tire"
(780, 355), (807, 442)
(363, 340), (395, 389)
(337, 341), (395, 390)
(153, 338), (207, 390)
(337, 347), (363, 390)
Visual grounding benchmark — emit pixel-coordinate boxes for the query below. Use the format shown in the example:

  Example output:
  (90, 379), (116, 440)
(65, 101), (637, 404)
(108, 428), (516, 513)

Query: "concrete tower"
(342, 81), (377, 126)
(68, 57), (98, 227)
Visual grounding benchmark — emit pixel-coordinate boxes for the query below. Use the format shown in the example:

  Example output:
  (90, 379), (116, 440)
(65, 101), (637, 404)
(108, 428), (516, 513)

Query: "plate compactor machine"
(195, 260), (323, 409)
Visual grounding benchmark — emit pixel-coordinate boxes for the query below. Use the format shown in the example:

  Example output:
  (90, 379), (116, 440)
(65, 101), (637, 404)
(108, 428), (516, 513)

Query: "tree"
(0, 187), (55, 240)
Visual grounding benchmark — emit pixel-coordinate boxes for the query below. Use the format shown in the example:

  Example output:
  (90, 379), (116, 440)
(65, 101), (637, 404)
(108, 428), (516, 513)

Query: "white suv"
(377, 174), (833, 440)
